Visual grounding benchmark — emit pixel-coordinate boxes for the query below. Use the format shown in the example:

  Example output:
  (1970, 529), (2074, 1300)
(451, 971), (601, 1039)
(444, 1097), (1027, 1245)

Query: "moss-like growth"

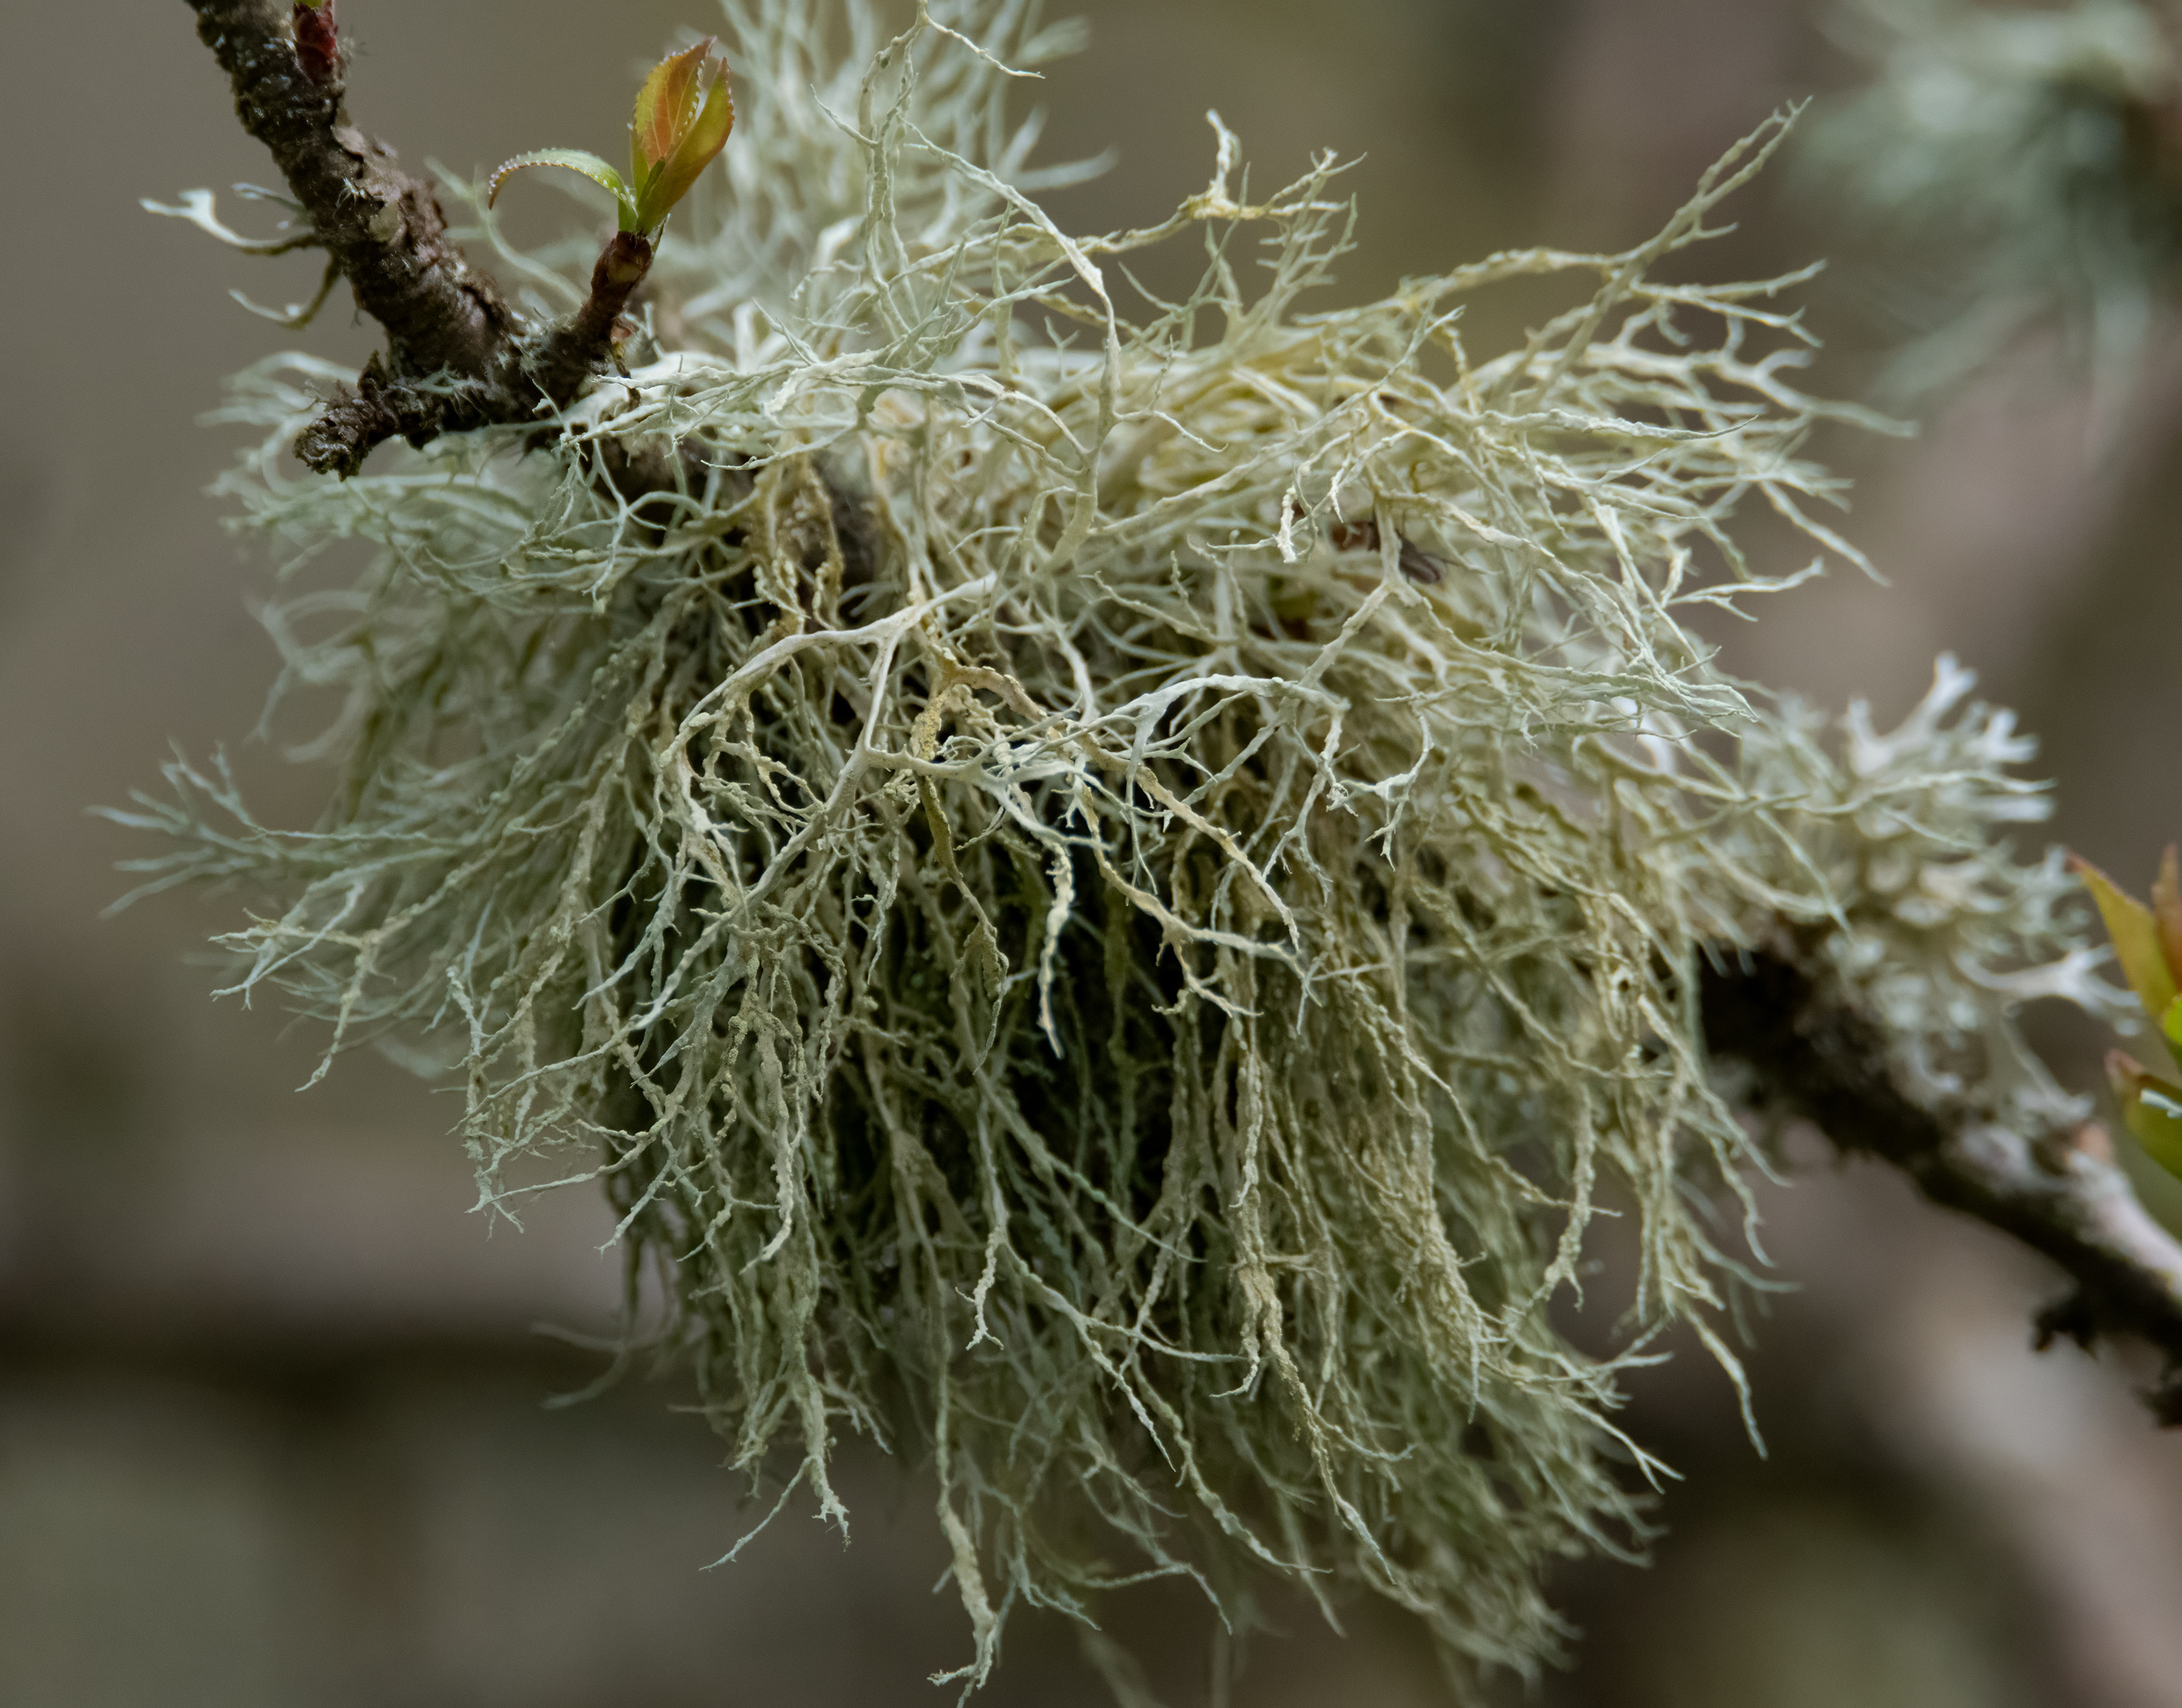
(117, 2), (2122, 1693)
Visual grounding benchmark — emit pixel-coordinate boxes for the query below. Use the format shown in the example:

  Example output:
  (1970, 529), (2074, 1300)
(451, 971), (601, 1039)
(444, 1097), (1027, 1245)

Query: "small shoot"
(2074, 848), (2182, 1178)
(292, 1), (339, 83)
(489, 38), (734, 239)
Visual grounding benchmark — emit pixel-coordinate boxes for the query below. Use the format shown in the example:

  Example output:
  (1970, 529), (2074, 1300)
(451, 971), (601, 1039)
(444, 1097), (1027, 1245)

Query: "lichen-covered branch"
(1801, 0), (2182, 402)
(183, 0), (647, 475)
(1704, 939), (2182, 1421)
(125, 1), (2171, 1691)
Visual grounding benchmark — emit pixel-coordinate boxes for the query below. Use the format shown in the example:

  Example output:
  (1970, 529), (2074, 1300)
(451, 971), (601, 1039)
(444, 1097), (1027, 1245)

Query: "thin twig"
(1702, 936), (2182, 1424)
(182, 0), (650, 476)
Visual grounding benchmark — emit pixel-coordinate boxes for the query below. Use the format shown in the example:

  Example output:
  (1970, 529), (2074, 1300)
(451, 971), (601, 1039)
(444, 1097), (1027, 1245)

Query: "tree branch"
(191, 1), (2182, 1432)
(185, 0), (649, 476)
(1702, 938), (2182, 1423)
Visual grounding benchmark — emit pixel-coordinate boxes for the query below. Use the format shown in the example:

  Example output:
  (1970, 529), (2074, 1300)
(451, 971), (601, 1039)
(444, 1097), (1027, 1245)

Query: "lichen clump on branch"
(121, 0), (2119, 1693)
(1802, 0), (2182, 400)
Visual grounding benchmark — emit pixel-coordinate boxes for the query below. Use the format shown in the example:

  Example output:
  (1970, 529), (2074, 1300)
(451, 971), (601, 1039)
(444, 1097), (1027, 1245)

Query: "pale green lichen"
(116, 1), (2125, 1694)
(1803, 0), (2181, 404)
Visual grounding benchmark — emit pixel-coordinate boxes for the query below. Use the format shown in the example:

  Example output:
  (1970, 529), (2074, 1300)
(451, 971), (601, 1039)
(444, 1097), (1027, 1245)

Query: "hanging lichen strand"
(117, 1), (2119, 1694)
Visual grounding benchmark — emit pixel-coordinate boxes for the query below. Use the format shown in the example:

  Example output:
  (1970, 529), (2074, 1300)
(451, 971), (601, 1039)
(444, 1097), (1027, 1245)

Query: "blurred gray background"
(4, 2), (2182, 1704)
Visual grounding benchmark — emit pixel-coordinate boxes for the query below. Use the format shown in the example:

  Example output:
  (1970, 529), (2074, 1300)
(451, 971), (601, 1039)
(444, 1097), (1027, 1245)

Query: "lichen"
(113, 1), (2124, 1694)
(1802, 0), (2181, 404)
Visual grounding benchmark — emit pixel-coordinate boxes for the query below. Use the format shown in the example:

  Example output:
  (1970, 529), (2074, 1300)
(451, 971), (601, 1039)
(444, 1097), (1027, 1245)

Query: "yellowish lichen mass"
(117, 1), (2124, 1693)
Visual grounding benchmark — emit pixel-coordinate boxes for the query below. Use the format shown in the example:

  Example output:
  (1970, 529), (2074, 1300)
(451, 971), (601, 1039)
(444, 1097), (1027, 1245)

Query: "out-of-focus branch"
(1703, 938), (2182, 1424)
(183, 0), (650, 476)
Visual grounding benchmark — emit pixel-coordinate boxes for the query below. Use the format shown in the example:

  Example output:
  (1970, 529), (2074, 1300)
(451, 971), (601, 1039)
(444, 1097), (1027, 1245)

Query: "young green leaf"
(488, 40), (733, 242)
(635, 76), (732, 231)
(2109, 1050), (2182, 1180)
(628, 41), (734, 233)
(2073, 853), (2180, 1023)
(487, 149), (639, 231)
(632, 39), (714, 190)
(2153, 845), (2182, 995)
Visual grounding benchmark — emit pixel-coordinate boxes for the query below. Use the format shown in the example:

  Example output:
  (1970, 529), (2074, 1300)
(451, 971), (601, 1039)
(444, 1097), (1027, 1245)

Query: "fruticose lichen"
(117, 1), (2126, 1694)
(1802, 0), (2182, 404)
